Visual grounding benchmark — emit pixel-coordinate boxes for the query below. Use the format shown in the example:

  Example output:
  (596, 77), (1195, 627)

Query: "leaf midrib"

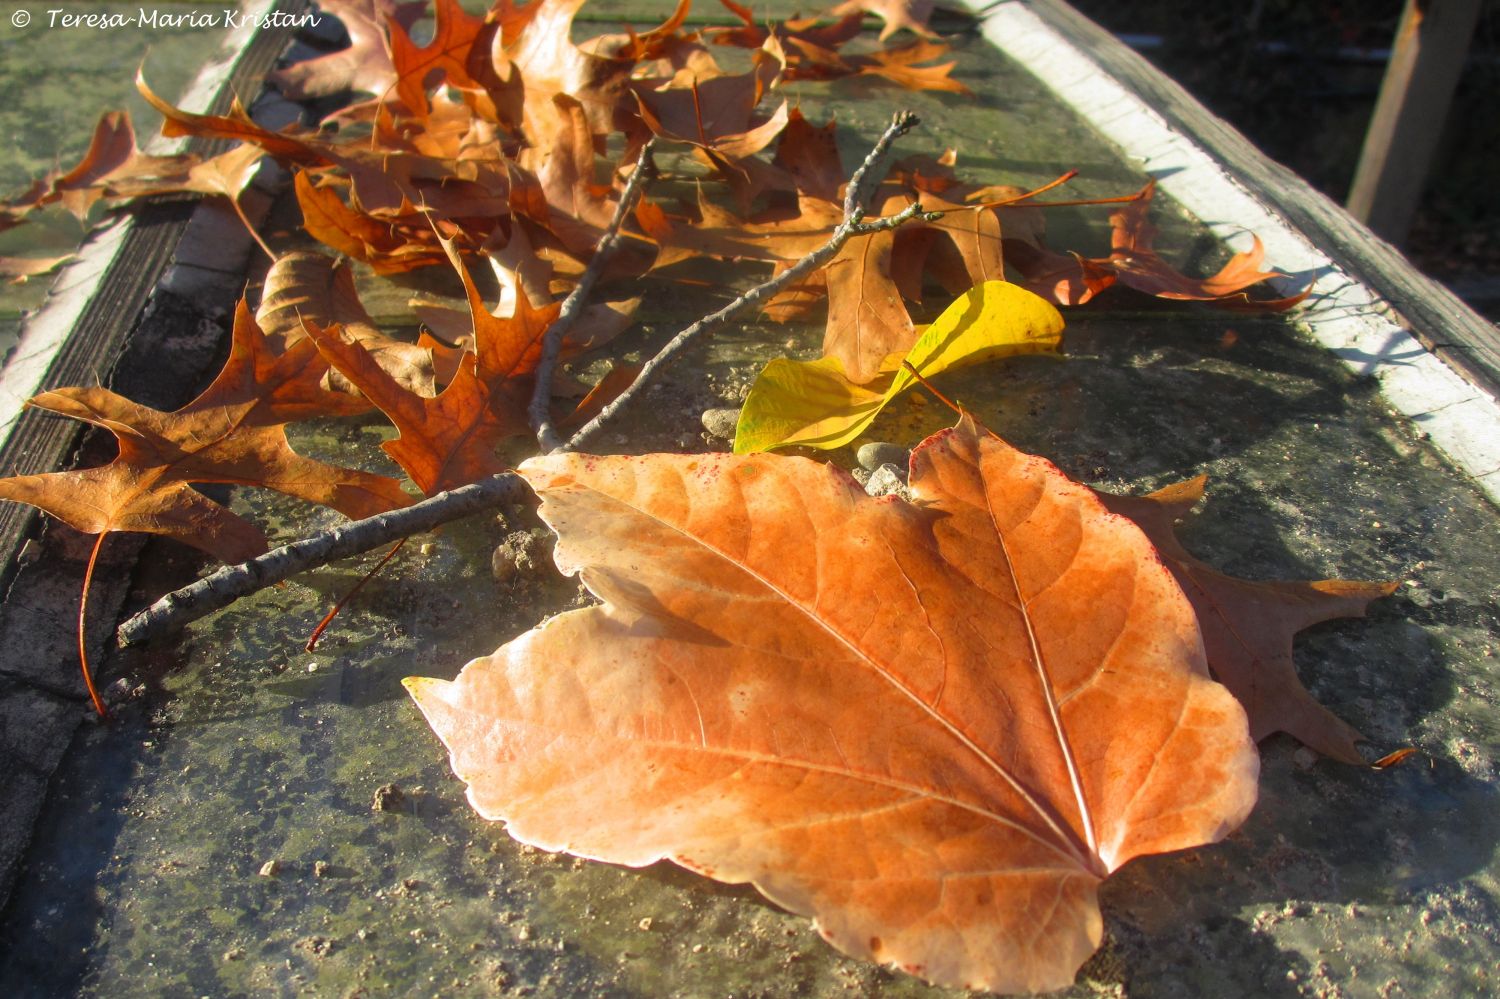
(568, 473), (1098, 873)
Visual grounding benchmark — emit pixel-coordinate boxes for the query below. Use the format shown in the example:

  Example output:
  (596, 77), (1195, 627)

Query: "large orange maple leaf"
(406, 415), (1258, 992)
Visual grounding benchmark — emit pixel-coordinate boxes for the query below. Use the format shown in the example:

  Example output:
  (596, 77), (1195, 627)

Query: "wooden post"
(1346, 0), (1482, 245)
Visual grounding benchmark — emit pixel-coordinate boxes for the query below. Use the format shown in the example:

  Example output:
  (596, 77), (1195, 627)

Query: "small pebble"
(313, 861), (331, 878)
(419, 542), (434, 555)
(1292, 747), (1319, 770)
(372, 782), (407, 812)
(856, 442), (908, 473)
(638, 917), (653, 931)
(259, 859), (281, 878)
(700, 407), (741, 440)
(865, 464), (910, 500)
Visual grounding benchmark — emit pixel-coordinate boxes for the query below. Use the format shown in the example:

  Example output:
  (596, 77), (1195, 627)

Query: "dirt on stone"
(490, 529), (556, 583)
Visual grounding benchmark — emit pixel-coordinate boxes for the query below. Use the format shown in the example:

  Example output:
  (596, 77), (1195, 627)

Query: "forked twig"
(116, 111), (929, 648)
(530, 138), (658, 453)
(567, 114), (930, 452)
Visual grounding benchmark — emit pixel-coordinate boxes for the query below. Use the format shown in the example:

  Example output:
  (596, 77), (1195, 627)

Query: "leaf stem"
(305, 537), (407, 651)
(228, 194), (276, 262)
(953, 175), (1151, 212)
(80, 531), (110, 718)
(899, 360), (966, 418)
(995, 169), (1078, 204)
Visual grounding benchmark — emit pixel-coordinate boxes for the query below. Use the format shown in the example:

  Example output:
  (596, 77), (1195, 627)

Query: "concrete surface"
(0, 7), (1496, 998)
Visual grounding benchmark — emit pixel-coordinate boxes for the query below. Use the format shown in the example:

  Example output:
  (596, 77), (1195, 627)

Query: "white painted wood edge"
(973, 1), (1500, 504)
(0, 0), (280, 446)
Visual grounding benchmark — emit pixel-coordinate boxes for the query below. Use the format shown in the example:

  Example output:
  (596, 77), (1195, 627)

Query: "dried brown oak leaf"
(706, 0), (963, 91)
(1008, 180), (1308, 311)
(137, 70), (332, 167)
(1106, 182), (1307, 310)
(256, 249), (449, 398)
(640, 111), (1000, 382)
(634, 183), (912, 382)
(1100, 477), (1396, 764)
(831, 0), (938, 40)
(388, 0), (490, 114)
(493, 0), (644, 148)
(293, 172), (455, 275)
(268, 0), (425, 100)
(631, 38), (790, 160)
(1, 111), (188, 218)
(300, 236), (568, 494)
(305, 320), (515, 496)
(0, 111), (268, 223)
(706, 0), (863, 51)
(406, 415), (1258, 992)
(0, 300), (408, 563)
(145, 69), (508, 242)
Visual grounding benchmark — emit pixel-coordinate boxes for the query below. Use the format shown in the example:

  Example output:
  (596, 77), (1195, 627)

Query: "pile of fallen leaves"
(0, 0), (1397, 992)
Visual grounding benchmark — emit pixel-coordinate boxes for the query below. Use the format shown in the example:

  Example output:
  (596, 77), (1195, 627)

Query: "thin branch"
(566, 216), (930, 450)
(530, 138), (658, 453)
(115, 112), (928, 648)
(567, 110), (925, 453)
(116, 473), (531, 647)
(845, 111), (920, 218)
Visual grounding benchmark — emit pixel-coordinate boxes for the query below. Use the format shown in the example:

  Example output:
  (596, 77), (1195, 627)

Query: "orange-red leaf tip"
(1371, 747), (1419, 770)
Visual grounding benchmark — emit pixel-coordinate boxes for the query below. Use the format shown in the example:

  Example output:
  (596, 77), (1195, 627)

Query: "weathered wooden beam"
(1346, 0), (1482, 245)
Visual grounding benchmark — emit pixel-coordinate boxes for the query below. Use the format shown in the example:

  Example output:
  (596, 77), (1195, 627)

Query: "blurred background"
(1068, 0), (1500, 319)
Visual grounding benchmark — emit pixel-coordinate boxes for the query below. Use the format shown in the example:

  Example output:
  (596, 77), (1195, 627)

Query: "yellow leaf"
(733, 281), (1064, 453)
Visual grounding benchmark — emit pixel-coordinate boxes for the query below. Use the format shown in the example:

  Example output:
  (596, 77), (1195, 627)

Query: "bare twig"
(530, 138), (659, 453)
(116, 112), (928, 648)
(844, 111), (919, 218)
(567, 111), (926, 453)
(116, 474), (531, 646)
